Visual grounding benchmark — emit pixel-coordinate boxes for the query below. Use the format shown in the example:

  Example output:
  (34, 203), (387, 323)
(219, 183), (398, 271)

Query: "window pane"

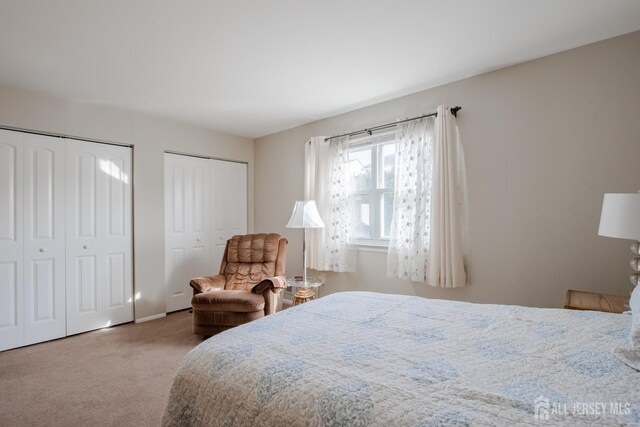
(381, 143), (396, 189)
(348, 148), (372, 192)
(381, 192), (394, 238)
(351, 194), (371, 239)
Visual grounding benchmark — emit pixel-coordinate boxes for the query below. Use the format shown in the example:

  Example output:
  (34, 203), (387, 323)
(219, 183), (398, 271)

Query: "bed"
(162, 291), (640, 426)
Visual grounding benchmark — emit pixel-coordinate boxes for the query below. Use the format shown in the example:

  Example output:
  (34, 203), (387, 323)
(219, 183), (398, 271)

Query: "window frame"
(347, 131), (397, 247)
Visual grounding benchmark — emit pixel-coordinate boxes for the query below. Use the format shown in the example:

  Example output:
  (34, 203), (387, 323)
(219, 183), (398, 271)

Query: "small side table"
(287, 278), (324, 306)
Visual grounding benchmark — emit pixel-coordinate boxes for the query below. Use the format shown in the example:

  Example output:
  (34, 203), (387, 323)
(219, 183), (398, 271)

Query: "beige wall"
(0, 84), (254, 320)
(254, 31), (640, 308)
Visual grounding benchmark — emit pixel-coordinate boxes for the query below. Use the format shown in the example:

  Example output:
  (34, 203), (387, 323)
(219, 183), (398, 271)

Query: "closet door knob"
(39, 248), (46, 253)
(196, 238), (200, 242)
(83, 245), (89, 249)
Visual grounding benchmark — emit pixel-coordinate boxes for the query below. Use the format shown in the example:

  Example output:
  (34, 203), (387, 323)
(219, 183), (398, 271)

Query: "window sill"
(354, 244), (388, 253)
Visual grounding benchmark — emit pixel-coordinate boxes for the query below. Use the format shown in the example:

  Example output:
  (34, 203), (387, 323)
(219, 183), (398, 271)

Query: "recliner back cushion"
(224, 234), (282, 291)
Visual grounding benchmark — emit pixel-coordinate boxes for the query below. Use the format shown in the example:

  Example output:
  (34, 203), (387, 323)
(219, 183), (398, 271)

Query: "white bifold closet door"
(0, 131), (67, 350)
(164, 154), (247, 313)
(0, 129), (133, 351)
(164, 154), (211, 312)
(66, 140), (133, 335)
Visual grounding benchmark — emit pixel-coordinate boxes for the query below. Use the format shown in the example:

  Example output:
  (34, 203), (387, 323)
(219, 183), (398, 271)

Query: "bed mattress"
(163, 291), (639, 426)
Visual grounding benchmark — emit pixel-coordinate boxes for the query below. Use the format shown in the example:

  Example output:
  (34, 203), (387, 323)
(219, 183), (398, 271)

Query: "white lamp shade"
(598, 193), (640, 240)
(286, 200), (325, 228)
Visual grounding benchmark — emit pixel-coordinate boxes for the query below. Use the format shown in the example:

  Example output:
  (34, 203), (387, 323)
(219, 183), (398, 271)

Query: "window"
(347, 132), (396, 246)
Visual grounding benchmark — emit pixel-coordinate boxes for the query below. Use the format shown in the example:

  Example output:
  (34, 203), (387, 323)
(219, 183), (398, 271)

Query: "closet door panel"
(227, 162), (247, 237)
(210, 160), (247, 266)
(166, 247), (187, 311)
(164, 154), (210, 312)
(66, 145), (102, 333)
(77, 154), (97, 238)
(32, 259), (56, 320)
(210, 161), (227, 263)
(188, 159), (210, 279)
(77, 255), (98, 313)
(67, 141), (132, 334)
(107, 253), (126, 308)
(0, 131), (23, 351)
(165, 155), (190, 312)
(23, 134), (66, 346)
(0, 261), (22, 351)
(0, 262), (19, 324)
(32, 149), (54, 238)
(171, 165), (186, 234)
(101, 149), (132, 326)
(191, 165), (206, 233)
(0, 141), (19, 243)
(107, 161), (125, 236)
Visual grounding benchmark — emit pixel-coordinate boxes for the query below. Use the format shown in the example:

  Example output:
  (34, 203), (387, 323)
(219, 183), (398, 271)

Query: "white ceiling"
(1, 1), (640, 139)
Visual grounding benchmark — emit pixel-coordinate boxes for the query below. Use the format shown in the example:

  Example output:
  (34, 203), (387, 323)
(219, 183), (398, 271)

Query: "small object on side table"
(564, 289), (630, 314)
(287, 278), (324, 306)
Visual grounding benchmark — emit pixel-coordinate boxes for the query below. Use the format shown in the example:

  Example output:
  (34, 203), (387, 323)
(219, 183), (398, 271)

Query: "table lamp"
(286, 200), (325, 282)
(598, 193), (640, 286)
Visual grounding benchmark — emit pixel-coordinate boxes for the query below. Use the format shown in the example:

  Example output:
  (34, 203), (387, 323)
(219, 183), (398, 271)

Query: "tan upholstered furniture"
(190, 233), (288, 335)
(564, 289), (629, 313)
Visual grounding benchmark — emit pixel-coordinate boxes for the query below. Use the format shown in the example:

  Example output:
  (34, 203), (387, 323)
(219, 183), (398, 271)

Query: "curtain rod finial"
(451, 106), (462, 118)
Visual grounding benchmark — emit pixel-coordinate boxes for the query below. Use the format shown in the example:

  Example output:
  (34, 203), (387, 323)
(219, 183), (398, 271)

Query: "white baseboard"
(135, 313), (166, 323)
(283, 297), (293, 306)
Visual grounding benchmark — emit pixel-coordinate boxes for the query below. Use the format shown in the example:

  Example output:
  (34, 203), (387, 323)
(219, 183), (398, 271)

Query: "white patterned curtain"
(387, 106), (468, 287)
(428, 105), (469, 288)
(305, 135), (356, 272)
(386, 117), (435, 281)
(304, 136), (329, 270)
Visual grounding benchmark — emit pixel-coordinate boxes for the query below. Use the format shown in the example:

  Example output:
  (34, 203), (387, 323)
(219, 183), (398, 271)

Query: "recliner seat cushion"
(224, 262), (276, 291)
(192, 290), (265, 312)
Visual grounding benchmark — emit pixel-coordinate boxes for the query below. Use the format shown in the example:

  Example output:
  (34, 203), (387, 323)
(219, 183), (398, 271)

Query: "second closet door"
(66, 140), (133, 335)
(165, 154), (211, 312)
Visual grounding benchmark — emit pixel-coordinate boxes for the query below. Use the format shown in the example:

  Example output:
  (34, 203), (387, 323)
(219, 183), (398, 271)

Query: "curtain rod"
(164, 150), (248, 165)
(324, 106), (461, 142)
(0, 124), (132, 147)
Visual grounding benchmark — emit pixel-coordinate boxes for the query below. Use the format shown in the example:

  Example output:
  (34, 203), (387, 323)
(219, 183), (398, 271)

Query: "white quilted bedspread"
(162, 292), (640, 426)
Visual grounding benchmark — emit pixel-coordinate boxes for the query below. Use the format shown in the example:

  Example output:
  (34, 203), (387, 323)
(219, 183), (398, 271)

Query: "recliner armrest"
(251, 276), (287, 294)
(190, 275), (226, 294)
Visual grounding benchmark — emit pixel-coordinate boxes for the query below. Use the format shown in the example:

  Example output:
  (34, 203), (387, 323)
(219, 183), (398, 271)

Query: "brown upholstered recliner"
(190, 233), (288, 336)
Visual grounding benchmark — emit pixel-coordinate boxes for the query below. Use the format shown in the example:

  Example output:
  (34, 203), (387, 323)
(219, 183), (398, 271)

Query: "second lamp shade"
(286, 200), (325, 229)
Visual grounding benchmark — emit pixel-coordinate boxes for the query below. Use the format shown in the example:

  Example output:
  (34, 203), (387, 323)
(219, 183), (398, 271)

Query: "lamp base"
(631, 241), (640, 287)
(292, 287), (316, 306)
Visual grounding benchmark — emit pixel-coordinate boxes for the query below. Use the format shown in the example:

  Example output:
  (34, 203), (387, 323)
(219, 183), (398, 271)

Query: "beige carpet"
(0, 310), (203, 427)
